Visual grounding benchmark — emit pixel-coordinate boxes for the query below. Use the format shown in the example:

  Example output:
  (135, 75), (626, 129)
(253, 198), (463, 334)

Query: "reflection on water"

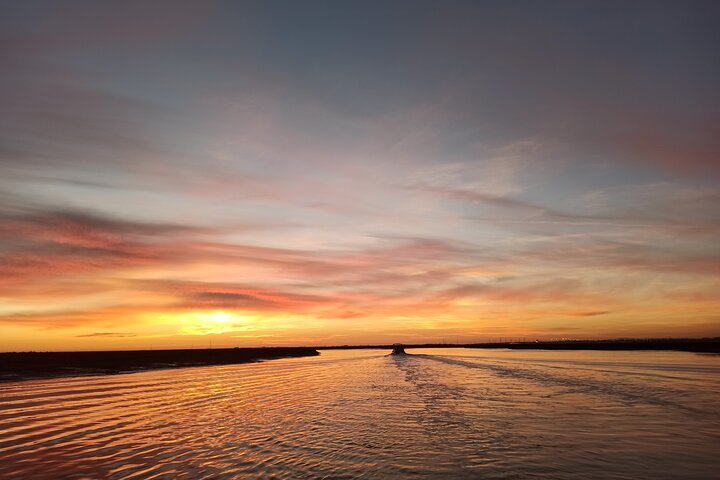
(1, 348), (719, 479)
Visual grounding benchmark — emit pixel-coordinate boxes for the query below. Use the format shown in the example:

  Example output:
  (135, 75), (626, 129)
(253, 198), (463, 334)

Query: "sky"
(1, 0), (719, 351)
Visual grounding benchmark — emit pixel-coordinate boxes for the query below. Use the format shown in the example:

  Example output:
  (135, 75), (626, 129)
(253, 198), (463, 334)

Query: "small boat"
(390, 343), (406, 355)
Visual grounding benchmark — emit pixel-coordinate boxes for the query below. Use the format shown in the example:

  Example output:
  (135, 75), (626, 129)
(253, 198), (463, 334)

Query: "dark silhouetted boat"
(390, 343), (406, 355)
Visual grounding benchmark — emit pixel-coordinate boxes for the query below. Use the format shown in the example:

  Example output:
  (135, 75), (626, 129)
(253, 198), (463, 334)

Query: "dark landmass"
(318, 338), (720, 353)
(0, 347), (319, 383)
(465, 338), (720, 353)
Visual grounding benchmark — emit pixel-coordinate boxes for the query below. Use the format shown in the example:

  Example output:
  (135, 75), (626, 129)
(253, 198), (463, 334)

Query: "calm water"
(1, 348), (719, 479)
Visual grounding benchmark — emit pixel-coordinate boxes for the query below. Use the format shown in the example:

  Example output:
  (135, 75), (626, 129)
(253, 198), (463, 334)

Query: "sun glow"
(162, 310), (248, 336)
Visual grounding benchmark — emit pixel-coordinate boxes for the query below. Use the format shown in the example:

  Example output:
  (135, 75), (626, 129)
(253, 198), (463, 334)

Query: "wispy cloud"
(76, 332), (137, 338)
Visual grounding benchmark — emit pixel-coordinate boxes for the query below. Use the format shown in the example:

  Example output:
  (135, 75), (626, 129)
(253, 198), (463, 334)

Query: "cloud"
(409, 181), (720, 247)
(568, 311), (610, 317)
(0, 209), (214, 247)
(0, 208), (228, 289)
(516, 236), (720, 278)
(76, 332), (137, 338)
(407, 183), (589, 220)
(434, 278), (606, 306)
(169, 282), (334, 312)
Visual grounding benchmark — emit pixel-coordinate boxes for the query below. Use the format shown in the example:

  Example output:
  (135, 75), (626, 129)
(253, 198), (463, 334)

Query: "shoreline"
(3, 339), (718, 383)
(464, 339), (720, 353)
(318, 338), (720, 353)
(0, 347), (319, 383)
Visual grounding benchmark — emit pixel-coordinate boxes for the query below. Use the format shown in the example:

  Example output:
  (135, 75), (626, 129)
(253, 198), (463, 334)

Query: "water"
(1, 348), (719, 479)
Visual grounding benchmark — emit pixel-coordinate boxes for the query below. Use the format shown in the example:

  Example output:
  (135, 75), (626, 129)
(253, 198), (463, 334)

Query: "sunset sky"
(1, 0), (718, 351)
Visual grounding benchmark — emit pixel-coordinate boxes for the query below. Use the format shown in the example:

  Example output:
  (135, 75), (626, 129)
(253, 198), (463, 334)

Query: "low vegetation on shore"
(0, 347), (319, 382)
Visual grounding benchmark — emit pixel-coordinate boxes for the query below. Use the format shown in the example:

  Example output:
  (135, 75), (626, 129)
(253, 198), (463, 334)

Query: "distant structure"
(390, 343), (406, 355)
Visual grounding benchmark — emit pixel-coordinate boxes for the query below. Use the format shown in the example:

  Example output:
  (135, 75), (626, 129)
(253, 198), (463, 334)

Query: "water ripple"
(1, 349), (719, 479)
